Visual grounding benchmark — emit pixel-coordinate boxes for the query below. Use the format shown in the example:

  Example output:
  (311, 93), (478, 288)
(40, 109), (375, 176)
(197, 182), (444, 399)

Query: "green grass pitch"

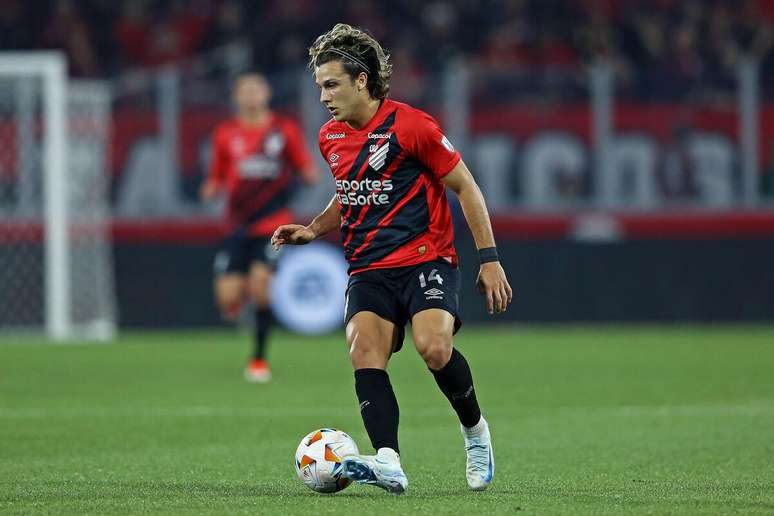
(1, 325), (774, 514)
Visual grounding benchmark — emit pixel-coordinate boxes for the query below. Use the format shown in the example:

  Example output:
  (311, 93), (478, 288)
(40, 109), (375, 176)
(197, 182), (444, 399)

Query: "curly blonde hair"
(308, 23), (392, 99)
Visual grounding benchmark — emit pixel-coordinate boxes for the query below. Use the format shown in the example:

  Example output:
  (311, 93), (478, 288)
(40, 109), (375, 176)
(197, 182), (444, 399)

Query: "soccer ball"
(294, 428), (359, 493)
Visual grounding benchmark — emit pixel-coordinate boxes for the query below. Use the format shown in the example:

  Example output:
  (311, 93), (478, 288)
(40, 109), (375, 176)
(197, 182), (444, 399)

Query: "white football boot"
(341, 447), (408, 494)
(462, 417), (494, 490)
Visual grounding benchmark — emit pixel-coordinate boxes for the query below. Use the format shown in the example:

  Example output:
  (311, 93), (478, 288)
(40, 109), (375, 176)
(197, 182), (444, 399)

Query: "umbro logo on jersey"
(329, 153), (339, 162)
(424, 288), (444, 300)
(326, 132), (345, 140)
(368, 144), (389, 171)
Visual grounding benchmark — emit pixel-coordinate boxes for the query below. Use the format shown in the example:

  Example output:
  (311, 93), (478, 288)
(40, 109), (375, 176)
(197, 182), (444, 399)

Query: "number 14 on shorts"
(419, 269), (443, 288)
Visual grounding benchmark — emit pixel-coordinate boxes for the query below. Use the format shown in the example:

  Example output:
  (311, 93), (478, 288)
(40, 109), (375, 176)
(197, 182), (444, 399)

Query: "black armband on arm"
(478, 247), (499, 264)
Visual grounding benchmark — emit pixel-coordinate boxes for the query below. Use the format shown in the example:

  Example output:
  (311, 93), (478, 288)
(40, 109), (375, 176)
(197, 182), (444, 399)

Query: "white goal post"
(0, 52), (116, 341)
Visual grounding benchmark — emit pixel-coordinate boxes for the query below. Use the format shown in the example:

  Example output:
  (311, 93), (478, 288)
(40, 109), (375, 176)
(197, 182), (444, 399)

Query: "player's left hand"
(476, 262), (513, 315)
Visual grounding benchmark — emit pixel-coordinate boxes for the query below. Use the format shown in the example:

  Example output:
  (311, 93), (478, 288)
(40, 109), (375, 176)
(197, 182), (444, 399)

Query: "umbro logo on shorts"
(424, 288), (444, 299)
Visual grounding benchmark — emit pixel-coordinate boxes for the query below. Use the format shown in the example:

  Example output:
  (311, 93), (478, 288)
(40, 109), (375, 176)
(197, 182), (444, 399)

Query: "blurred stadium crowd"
(2, 0), (773, 101)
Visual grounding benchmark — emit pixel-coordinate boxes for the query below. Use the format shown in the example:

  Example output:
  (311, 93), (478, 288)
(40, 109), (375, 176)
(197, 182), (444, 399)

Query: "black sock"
(430, 348), (482, 428)
(253, 308), (272, 360)
(354, 368), (400, 454)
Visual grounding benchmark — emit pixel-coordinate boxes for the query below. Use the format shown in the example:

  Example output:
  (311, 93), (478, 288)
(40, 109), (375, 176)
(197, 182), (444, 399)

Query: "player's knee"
(248, 268), (272, 307)
(414, 332), (452, 370)
(347, 334), (388, 369)
(247, 280), (270, 307)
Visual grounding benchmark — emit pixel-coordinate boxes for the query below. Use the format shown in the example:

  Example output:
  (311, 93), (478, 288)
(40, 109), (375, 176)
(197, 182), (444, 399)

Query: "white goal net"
(0, 52), (116, 341)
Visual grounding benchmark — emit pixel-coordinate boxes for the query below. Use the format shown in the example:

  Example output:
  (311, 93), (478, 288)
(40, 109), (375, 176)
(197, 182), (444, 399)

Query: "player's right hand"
(271, 224), (316, 249)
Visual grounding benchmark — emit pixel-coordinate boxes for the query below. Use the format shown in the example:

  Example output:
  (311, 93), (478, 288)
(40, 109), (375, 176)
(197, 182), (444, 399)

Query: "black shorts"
(213, 234), (280, 275)
(344, 259), (462, 353)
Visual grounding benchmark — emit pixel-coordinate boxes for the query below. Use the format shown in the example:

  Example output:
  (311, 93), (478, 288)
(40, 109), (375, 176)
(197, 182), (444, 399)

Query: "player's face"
(314, 60), (366, 123)
(234, 75), (270, 113)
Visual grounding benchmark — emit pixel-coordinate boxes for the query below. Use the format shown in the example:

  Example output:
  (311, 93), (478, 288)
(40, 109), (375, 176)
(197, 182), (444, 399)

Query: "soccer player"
(272, 24), (512, 493)
(201, 72), (318, 382)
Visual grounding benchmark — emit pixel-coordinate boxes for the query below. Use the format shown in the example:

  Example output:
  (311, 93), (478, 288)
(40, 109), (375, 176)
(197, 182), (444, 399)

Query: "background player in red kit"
(201, 72), (318, 382)
(272, 24), (512, 493)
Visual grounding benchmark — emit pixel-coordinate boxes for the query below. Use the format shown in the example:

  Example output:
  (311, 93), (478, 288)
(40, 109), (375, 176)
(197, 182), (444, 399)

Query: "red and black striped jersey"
(208, 114), (315, 236)
(318, 99), (461, 274)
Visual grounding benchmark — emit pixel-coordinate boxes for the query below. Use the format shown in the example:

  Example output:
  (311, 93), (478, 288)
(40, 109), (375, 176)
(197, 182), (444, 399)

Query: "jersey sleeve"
(282, 119), (317, 182)
(207, 126), (229, 186)
(409, 111), (461, 179)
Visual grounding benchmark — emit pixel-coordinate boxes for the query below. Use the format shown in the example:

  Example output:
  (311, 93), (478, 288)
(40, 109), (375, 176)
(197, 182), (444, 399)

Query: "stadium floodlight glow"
(0, 52), (116, 342)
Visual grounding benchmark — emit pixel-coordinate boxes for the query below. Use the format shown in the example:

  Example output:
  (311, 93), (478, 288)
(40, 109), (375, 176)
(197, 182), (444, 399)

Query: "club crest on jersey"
(264, 132), (286, 158)
(368, 144), (389, 171)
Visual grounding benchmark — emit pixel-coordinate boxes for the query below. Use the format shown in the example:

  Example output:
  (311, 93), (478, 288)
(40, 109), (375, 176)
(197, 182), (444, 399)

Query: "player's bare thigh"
(215, 273), (246, 320)
(247, 262), (273, 308)
(411, 308), (455, 370)
(346, 311), (400, 370)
